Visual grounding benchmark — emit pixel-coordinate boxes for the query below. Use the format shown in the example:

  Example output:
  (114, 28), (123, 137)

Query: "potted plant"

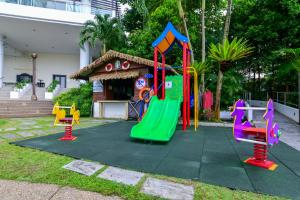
(10, 80), (32, 99)
(45, 80), (60, 100)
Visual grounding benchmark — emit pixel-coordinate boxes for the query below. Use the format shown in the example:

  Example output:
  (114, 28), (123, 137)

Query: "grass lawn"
(0, 117), (285, 200)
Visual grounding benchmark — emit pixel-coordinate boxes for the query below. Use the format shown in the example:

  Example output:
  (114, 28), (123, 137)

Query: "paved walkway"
(253, 111), (300, 151)
(0, 180), (121, 200)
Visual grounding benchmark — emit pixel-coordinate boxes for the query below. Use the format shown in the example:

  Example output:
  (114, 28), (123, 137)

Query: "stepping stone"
(17, 131), (34, 137)
(63, 160), (104, 176)
(4, 128), (16, 131)
(97, 166), (144, 186)
(141, 178), (194, 200)
(1, 133), (21, 139)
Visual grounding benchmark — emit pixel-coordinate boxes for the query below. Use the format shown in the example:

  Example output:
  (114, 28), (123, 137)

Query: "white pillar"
(0, 35), (4, 88)
(80, 42), (90, 69)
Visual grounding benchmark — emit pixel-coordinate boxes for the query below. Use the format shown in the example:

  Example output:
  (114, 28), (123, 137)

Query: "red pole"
(182, 43), (187, 130)
(162, 53), (166, 100)
(154, 47), (158, 95)
(187, 51), (191, 126)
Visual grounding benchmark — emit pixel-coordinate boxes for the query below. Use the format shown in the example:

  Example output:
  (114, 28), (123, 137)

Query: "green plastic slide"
(130, 75), (183, 142)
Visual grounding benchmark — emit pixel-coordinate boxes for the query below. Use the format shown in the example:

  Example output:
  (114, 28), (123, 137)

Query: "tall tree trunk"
(215, 0), (233, 119)
(177, 0), (194, 63)
(201, 0), (206, 92)
(102, 43), (107, 56)
(223, 0), (232, 42)
(215, 70), (223, 119)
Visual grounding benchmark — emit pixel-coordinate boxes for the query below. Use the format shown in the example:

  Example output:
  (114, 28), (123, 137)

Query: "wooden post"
(31, 53), (38, 101)
(162, 53), (166, 100)
(154, 47), (158, 95)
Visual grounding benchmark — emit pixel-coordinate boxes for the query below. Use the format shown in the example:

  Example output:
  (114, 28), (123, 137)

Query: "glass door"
(53, 75), (67, 88)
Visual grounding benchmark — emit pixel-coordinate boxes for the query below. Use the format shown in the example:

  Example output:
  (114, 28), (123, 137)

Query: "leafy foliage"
(15, 80), (30, 90)
(54, 82), (93, 116)
(208, 38), (253, 69)
(206, 69), (244, 108)
(47, 80), (59, 92)
(80, 14), (125, 55)
(230, 0), (300, 93)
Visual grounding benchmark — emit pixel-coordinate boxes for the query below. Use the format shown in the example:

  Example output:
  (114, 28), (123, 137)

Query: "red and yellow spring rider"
(52, 102), (80, 141)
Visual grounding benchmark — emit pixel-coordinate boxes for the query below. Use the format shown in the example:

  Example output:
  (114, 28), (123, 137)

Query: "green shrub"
(47, 80), (59, 92)
(53, 82), (93, 116)
(15, 80), (30, 89)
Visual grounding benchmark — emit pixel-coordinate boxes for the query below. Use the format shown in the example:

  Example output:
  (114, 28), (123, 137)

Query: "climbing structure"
(151, 22), (192, 130)
(130, 22), (198, 142)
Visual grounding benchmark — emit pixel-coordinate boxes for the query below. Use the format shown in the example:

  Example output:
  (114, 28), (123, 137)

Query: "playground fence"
(243, 91), (299, 109)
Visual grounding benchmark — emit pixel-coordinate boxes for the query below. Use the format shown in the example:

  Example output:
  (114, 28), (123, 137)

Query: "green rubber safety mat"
(12, 121), (300, 199)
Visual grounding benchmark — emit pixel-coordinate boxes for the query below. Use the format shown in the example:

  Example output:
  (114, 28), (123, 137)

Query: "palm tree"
(79, 14), (124, 56)
(209, 38), (253, 119)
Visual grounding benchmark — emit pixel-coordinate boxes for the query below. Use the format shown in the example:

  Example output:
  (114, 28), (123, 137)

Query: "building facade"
(0, 0), (120, 90)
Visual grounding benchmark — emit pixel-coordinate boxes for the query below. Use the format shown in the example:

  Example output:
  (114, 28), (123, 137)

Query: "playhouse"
(70, 50), (177, 119)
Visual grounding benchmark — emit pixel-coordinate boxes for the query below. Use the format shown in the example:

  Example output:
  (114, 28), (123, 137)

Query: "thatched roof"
(90, 70), (139, 81)
(70, 50), (178, 79)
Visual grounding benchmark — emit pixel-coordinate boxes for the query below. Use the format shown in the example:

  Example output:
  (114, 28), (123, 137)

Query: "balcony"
(0, 0), (116, 16)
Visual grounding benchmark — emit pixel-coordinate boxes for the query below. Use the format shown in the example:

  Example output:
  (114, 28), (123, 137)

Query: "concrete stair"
(0, 85), (14, 100)
(0, 100), (53, 118)
(20, 87), (46, 100)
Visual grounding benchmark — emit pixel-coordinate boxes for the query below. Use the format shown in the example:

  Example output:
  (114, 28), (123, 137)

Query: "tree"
(79, 14), (125, 56)
(209, 38), (253, 118)
(230, 0), (300, 95)
(211, 0), (233, 119)
(223, 0), (232, 41)
(200, 0), (206, 92)
(177, 0), (194, 63)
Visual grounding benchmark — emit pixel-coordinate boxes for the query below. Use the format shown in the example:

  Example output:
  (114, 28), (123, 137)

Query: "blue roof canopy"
(152, 22), (190, 54)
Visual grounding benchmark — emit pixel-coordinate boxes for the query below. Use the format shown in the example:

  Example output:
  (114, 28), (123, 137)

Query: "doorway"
(53, 74), (67, 88)
(109, 79), (134, 100)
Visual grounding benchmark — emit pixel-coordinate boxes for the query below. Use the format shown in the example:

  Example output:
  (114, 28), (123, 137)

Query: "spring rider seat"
(52, 102), (80, 141)
(231, 99), (281, 170)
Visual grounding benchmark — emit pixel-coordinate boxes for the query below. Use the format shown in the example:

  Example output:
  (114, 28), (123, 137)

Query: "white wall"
(3, 52), (80, 88)
(249, 100), (299, 123)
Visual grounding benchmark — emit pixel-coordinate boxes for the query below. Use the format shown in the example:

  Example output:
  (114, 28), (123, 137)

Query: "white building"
(0, 0), (120, 91)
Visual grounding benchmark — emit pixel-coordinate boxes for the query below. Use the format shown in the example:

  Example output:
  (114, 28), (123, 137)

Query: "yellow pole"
(187, 67), (199, 131)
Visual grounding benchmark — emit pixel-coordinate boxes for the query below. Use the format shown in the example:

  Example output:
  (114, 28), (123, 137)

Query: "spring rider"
(52, 102), (80, 141)
(231, 99), (281, 170)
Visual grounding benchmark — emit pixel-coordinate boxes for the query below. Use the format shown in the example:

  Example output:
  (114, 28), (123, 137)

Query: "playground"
(12, 120), (300, 199)
(4, 22), (298, 200)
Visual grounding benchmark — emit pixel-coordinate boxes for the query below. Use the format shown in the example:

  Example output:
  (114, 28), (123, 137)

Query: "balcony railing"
(0, 0), (114, 15)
